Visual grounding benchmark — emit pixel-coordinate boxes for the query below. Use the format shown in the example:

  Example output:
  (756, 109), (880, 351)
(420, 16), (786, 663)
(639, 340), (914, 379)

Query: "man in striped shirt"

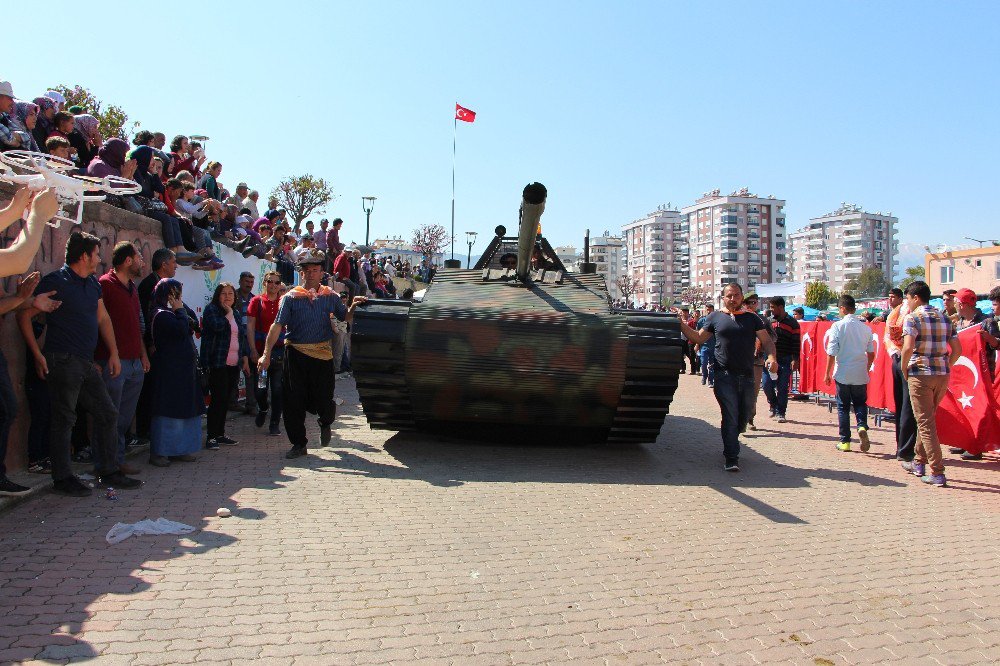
(900, 281), (962, 487)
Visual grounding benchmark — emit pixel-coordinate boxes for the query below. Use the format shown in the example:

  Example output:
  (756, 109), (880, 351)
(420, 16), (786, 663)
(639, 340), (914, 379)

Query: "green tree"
(898, 265), (925, 290)
(271, 174), (336, 231)
(805, 281), (837, 309)
(51, 84), (138, 140)
(843, 267), (892, 298)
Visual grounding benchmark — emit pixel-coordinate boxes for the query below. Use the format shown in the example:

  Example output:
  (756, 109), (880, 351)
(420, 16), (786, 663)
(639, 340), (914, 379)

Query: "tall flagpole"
(451, 114), (457, 261)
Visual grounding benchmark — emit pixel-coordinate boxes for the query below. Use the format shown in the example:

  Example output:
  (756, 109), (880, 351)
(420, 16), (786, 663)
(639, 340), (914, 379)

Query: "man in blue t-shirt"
(258, 249), (367, 459)
(27, 232), (142, 496)
(679, 283), (777, 472)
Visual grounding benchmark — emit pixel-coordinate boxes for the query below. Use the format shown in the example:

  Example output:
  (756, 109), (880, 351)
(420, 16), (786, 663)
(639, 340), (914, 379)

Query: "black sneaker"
(0, 477), (31, 496)
(217, 435), (238, 446)
(285, 446), (307, 459)
(269, 423), (282, 436)
(319, 421), (332, 447)
(97, 472), (142, 490)
(724, 460), (740, 472)
(255, 410), (267, 428)
(52, 476), (92, 497)
(148, 455), (171, 467)
(948, 447), (966, 454)
(205, 438), (221, 451)
(72, 447), (93, 463)
(961, 452), (983, 461)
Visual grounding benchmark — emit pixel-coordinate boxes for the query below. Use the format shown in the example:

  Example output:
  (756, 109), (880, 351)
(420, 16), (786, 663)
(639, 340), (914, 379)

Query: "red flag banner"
(936, 327), (1000, 454)
(455, 103), (476, 123)
(798, 322), (818, 395)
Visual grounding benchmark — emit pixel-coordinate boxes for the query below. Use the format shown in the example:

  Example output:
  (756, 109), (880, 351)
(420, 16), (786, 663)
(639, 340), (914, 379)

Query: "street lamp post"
(658, 279), (664, 308)
(362, 196), (377, 246)
(465, 231), (478, 268)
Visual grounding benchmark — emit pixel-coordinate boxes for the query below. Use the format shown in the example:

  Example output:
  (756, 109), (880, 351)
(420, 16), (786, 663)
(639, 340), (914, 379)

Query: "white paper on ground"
(105, 518), (197, 544)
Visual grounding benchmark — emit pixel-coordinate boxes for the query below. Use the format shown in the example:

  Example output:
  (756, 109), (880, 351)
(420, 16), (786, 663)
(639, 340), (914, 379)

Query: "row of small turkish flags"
(797, 322), (1000, 454)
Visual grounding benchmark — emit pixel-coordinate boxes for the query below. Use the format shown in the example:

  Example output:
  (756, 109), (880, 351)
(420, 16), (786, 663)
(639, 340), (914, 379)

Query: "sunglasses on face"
(264, 279), (280, 284)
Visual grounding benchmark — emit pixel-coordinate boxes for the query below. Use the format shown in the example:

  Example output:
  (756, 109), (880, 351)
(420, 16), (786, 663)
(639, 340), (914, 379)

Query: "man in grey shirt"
(824, 294), (876, 453)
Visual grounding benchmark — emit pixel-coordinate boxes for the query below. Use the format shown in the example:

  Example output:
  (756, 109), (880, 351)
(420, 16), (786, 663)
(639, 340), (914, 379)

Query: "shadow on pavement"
(0, 445), (298, 663)
(315, 415), (905, 525)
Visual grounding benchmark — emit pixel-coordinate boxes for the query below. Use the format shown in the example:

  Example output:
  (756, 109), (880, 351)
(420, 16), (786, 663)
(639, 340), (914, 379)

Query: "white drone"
(0, 150), (141, 228)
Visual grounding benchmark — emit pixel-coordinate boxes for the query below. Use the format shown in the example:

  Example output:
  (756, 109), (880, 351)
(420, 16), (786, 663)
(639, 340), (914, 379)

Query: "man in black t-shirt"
(679, 283), (777, 472)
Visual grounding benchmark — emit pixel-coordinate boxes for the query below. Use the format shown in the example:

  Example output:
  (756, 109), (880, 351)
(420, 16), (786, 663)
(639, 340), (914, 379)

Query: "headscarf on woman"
(130, 145), (164, 197)
(152, 278), (184, 313)
(31, 96), (56, 150)
(11, 101), (40, 152)
(87, 138), (128, 178)
(73, 114), (101, 146)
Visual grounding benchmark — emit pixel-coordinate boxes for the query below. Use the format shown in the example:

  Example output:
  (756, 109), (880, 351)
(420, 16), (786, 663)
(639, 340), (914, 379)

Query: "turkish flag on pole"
(935, 327), (1000, 454)
(455, 103), (476, 123)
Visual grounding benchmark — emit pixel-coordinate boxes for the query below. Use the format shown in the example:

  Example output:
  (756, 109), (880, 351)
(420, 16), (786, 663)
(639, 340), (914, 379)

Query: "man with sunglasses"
(258, 250), (367, 459)
(248, 271), (286, 436)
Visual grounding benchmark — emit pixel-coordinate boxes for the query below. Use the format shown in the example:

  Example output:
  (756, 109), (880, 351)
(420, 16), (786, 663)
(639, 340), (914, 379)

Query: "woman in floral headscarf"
(31, 96), (56, 152)
(11, 102), (40, 152)
(71, 114), (101, 167)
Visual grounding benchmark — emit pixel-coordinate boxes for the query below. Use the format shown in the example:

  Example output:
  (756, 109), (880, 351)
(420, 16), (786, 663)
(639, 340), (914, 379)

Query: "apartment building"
(553, 245), (580, 272)
(622, 206), (688, 305)
(788, 204), (898, 292)
(680, 188), (787, 295)
(587, 233), (624, 299)
(925, 245), (1000, 296)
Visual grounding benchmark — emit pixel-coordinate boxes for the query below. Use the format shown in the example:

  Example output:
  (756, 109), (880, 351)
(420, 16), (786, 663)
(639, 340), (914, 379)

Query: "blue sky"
(7, 1), (999, 268)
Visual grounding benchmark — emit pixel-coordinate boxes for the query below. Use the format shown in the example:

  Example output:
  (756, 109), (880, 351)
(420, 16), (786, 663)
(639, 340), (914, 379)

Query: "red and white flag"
(455, 103), (476, 123)
(936, 327), (1000, 454)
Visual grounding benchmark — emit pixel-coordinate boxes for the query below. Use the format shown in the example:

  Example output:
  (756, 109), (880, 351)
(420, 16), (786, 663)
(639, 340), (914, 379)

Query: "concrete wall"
(0, 184), (165, 473)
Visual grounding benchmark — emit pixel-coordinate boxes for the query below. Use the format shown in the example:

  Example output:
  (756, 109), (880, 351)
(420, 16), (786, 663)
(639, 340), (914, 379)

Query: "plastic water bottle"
(768, 368), (778, 382)
(257, 369), (268, 389)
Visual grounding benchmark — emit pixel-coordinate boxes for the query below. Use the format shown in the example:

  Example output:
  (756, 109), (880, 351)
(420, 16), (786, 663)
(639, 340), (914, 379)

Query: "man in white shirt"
(824, 294), (876, 453)
(242, 190), (260, 220)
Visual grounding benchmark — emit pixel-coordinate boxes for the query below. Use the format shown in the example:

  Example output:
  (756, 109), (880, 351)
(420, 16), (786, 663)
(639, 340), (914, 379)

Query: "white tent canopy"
(754, 281), (806, 299)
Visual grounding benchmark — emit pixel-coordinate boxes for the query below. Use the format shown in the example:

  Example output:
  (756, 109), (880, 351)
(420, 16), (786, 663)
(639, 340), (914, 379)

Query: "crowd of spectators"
(0, 83), (417, 496)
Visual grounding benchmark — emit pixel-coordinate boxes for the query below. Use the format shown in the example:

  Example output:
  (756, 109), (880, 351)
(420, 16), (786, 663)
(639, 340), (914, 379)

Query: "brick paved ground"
(1, 372), (999, 665)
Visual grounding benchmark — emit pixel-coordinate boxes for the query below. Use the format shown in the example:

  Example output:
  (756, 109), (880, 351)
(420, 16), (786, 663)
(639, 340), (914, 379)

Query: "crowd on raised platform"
(0, 82), (416, 497)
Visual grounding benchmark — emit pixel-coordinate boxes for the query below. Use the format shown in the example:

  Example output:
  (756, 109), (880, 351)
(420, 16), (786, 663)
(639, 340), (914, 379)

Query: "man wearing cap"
(946, 288), (988, 460)
(0, 80), (27, 151)
(258, 249), (367, 459)
(227, 183), (249, 209)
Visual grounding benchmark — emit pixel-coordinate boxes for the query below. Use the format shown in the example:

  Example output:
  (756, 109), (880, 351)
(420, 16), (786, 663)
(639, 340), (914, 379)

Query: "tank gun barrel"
(516, 182), (547, 282)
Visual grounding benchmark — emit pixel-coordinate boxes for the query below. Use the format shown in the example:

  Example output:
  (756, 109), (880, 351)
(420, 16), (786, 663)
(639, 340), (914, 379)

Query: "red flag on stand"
(455, 103), (476, 123)
(936, 327), (1000, 454)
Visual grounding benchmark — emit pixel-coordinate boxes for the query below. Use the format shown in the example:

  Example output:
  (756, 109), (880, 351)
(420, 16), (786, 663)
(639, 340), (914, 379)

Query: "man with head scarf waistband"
(258, 249), (367, 459)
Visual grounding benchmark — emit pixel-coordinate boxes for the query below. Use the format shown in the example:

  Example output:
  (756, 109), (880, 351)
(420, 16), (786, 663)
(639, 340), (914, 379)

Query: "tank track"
(349, 300), (417, 431)
(606, 311), (686, 443)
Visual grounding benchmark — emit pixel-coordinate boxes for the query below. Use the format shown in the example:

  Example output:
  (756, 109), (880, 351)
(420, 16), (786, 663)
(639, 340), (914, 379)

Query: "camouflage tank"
(351, 183), (685, 443)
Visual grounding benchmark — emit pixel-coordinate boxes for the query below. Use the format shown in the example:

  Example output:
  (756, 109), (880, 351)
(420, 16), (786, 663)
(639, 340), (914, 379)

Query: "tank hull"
(352, 269), (684, 444)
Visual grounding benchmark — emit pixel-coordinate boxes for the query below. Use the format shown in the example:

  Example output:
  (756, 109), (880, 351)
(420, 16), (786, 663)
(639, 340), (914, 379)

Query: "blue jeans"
(699, 349), (715, 384)
(0, 349), (18, 478)
(763, 355), (794, 417)
(835, 381), (869, 443)
(712, 367), (756, 463)
(102, 358), (146, 465)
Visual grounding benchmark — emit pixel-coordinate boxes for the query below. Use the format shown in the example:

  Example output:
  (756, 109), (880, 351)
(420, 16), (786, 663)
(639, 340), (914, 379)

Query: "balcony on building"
(843, 239), (864, 248)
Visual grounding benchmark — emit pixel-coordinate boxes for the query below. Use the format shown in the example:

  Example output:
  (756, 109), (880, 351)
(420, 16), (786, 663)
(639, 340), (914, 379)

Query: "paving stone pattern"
(1, 373), (999, 665)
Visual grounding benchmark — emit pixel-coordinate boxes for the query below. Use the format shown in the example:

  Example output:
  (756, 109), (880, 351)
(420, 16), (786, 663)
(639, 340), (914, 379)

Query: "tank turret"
(351, 183), (685, 443)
